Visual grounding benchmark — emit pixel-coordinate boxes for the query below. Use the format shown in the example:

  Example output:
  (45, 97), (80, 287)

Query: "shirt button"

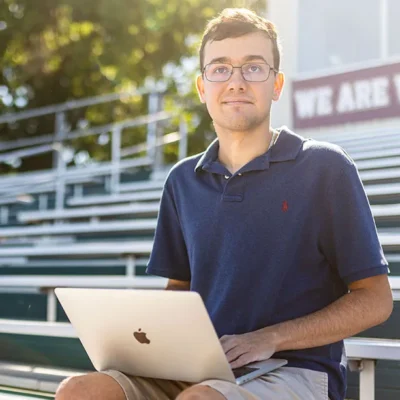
(238, 173), (242, 176)
(224, 175), (230, 180)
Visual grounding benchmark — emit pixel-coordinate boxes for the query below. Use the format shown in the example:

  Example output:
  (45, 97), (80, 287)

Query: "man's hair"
(199, 8), (281, 72)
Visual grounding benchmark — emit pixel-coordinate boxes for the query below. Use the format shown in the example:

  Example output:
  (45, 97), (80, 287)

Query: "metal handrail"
(0, 128), (183, 200)
(0, 91), (138, 125)
(0, 91), (187, 212)
(0, 111), (171, 153)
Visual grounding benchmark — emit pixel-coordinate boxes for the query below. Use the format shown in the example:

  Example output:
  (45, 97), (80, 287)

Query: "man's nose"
(227, 68), (247, 90)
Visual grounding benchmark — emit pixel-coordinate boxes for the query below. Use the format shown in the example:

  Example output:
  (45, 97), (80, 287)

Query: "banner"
(292, 62), (400, 129)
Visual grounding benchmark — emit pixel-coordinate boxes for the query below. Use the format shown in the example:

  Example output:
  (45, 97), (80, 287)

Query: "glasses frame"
(202, 62), (279, 83)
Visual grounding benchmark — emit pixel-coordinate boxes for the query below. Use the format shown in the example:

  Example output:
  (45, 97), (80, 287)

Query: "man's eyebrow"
(207, 55), (269, 65)
(243, 55), (269, 63)
(207, 56), (230, 65)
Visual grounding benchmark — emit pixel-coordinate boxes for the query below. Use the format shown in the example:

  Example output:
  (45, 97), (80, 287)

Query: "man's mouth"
(222, 101), (252, 105)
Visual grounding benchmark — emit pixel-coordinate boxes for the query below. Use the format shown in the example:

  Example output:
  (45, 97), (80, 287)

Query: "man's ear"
(272, 71), (285, 101)
(196, 74), (206, 103)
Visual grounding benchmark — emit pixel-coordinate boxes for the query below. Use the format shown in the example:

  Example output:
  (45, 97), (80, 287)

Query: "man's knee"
(176, 385), (226, 400)
(55, 372), (126, 400)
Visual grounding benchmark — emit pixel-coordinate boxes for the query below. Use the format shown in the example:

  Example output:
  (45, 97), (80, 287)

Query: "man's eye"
(214, 67), (229, 74)
(247, 64), (261, 73)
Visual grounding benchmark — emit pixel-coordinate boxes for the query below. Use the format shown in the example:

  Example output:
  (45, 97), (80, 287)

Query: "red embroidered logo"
(282, 201), (289, 212)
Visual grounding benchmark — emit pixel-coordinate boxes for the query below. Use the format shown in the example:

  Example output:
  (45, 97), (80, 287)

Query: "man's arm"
(165, 279), (191, 291)
(271, 274), (393, 352)
(221, 274), (393, 368)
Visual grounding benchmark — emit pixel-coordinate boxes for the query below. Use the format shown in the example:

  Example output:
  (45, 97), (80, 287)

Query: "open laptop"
(55, 288), (287, 385)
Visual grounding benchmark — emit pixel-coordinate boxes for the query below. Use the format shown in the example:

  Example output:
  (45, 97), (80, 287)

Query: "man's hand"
(220, 329), (278, 369)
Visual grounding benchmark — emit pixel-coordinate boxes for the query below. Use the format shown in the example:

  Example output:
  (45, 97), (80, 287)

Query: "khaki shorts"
(101, 366), (329, 400)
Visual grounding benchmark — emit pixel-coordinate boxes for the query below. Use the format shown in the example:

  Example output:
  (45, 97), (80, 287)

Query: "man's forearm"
(261, 286), (392, 353)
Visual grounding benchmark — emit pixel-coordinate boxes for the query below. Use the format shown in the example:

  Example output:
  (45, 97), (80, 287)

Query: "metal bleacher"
(319, 128), (400, 399)
(0, 91), (181, 398)
(0, 93), (400, 400)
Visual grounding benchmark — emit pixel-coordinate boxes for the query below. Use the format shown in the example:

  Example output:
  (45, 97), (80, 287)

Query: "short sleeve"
(319, 162), (388, 285)
(146, 183), (191, 281)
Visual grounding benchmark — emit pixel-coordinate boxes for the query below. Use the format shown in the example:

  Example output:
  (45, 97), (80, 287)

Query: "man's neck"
(217, 126), (276, 175)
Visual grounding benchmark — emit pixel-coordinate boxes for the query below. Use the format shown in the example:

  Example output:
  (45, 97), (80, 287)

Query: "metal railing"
(0, 91), (188, 211)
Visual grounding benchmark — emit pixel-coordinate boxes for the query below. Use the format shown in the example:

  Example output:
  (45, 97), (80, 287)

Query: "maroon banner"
(292, 62), (400, 129)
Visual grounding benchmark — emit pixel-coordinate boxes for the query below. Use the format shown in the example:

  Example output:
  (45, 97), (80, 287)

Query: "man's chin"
(223, 120), (258, 132)
(213, 114), (267, 133)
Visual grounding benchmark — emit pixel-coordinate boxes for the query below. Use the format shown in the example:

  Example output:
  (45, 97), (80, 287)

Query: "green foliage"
(0, 0), (267, 172)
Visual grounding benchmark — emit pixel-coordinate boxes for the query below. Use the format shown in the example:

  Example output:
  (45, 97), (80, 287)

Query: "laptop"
(55, 288), (287, 385)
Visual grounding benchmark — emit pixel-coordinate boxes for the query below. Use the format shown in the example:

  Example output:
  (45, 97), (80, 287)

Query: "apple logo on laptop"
(133, 329), (150, 344)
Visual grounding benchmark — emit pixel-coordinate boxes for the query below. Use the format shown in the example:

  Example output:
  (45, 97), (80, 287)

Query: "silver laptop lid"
(55, 288), (235, 383)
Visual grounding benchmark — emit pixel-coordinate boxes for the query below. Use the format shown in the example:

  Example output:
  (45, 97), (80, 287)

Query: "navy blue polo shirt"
(146, 127), (388, 400)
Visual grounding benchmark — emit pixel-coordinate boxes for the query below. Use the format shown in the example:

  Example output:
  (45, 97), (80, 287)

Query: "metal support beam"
(349, 358), (376, 400)
(111, 126), (122, 194)
(147, 93), (158, 162)
(47, 289), (57, 323)
(359, 360), (375, 400)
(147, 93), (165, 169)
(126, 255), (136, 277)
(54, 112), (67, 210)
(179, 117), (188, 161)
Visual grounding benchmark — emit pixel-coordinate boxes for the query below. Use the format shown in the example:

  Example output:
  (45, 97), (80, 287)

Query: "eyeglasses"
(203, 62), (279, 82)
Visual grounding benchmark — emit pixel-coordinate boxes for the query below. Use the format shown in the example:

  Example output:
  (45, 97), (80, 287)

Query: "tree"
(0, 0), (267, 172)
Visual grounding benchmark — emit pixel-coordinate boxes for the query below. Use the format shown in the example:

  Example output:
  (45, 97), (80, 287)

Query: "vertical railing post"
(147, 93), (159, 163)
(359, 359), (375, 400)
(147, 92), (164, 171)
(179, 117), (188, 161)
(55, 112), (67, 211)
(111, 126), (122, 194)
(47, 289), (57, 322)
(155, 93), (165, 169)
(126, 255), (136, 277)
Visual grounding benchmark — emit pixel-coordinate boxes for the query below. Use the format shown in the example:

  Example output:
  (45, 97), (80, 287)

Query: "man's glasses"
(203, 62), (279, 82)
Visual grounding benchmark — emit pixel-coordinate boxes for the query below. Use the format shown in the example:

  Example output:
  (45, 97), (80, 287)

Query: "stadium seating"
(1, 122), (400, 399)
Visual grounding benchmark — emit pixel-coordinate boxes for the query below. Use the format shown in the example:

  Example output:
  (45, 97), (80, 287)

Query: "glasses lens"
(241, 63), (270, 82)
(205, 64), (232, 82)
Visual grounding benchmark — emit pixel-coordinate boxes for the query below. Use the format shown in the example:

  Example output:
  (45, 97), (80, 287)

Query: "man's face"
(196, 32), (284, 133)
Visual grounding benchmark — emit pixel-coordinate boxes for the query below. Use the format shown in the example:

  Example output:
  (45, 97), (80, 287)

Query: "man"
(56, 8), (393, 400)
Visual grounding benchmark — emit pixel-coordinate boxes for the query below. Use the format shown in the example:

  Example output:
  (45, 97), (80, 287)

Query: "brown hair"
(199, 8), (281, 72)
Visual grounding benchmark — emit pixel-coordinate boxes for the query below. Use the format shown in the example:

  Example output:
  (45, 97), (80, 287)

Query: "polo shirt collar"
(269, 127), (305, 163)
(194, 138), (219, 172)
(194, 127), (304, 173)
